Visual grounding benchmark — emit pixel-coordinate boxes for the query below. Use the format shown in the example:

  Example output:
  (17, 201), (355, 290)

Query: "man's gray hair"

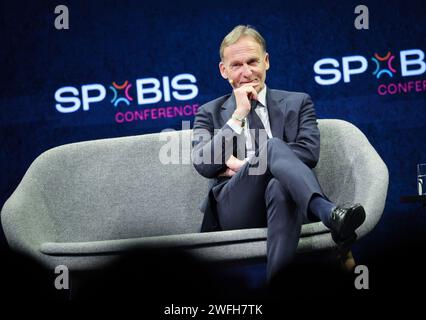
(219, 25), (267, 61)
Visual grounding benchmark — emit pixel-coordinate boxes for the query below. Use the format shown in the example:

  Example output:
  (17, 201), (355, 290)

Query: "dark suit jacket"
(192, 88), (320, 232)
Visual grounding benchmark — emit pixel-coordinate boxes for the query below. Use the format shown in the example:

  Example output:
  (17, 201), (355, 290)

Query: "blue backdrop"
(1, 0), (426, 267)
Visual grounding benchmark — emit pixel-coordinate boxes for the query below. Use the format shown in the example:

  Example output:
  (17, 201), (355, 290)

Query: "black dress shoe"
(329, 204), (366, 244)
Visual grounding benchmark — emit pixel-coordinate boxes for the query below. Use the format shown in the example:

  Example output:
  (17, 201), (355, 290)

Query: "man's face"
(219, 36), (270, 93)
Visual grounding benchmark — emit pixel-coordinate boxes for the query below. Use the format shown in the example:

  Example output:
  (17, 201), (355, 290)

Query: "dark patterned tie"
(246, 100), (266, 153)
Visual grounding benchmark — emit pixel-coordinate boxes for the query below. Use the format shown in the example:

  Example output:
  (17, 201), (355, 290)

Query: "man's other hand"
(217, 155), (246, 177)
(218, 168), (237, 177)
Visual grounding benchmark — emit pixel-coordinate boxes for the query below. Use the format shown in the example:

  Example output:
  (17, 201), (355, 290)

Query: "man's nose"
(242, 64), (253, 77)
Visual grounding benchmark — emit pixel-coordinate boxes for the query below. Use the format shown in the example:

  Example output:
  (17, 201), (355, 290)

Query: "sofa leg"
(340, 250), (356, 272)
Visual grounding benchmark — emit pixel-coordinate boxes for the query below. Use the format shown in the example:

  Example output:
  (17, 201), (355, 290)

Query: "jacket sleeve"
(191, 106), (243, 178)
(286, 94), (320, 168)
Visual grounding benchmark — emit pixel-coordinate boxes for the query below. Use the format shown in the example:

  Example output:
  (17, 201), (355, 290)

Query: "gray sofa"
(1, 119), (388, 272)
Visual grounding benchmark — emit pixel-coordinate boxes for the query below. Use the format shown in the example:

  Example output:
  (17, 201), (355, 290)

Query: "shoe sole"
(339, 204), (366, 240)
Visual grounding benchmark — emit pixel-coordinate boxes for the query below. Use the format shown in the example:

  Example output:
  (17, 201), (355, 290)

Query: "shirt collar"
(257, 85), (267, 108)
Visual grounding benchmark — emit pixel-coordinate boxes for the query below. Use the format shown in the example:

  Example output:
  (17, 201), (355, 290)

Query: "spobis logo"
(313, 49), (426, 96)
(54, 73), (199, 124)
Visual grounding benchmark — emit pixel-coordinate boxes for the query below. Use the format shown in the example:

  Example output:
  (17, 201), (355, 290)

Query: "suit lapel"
(266, 88), (286, 139)
(220, 94), (236, 127)
(219, 89), (287, 140)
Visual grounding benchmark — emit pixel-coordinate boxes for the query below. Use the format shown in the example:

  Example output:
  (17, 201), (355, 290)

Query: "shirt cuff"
(226, 119), (243, 135)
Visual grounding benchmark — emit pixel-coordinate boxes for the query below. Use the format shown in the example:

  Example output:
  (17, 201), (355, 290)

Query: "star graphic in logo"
(371, 52), (397, 79)
(109, 80), (133, 107)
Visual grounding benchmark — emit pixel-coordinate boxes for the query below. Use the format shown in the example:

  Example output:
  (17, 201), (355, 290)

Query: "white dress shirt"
(226, 86), (272, 160)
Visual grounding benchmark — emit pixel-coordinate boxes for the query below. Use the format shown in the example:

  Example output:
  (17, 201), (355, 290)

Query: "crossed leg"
(215, 138), (326, 281)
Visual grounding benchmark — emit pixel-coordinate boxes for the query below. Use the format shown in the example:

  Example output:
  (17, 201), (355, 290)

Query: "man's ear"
(265, 52), (270, 71)
(219, 61), (228, 79)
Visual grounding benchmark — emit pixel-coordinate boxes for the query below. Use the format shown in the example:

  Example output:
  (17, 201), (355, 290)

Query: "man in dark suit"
(191, 25), (366, 282)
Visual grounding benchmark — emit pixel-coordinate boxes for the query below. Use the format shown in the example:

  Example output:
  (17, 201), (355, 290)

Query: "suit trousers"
(215, 138), (325, 281)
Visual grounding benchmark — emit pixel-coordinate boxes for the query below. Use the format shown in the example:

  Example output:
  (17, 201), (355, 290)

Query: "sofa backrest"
(7, 119), (387, 243)
(314, 119), (380, 207)
(23, 130), (207, 242)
